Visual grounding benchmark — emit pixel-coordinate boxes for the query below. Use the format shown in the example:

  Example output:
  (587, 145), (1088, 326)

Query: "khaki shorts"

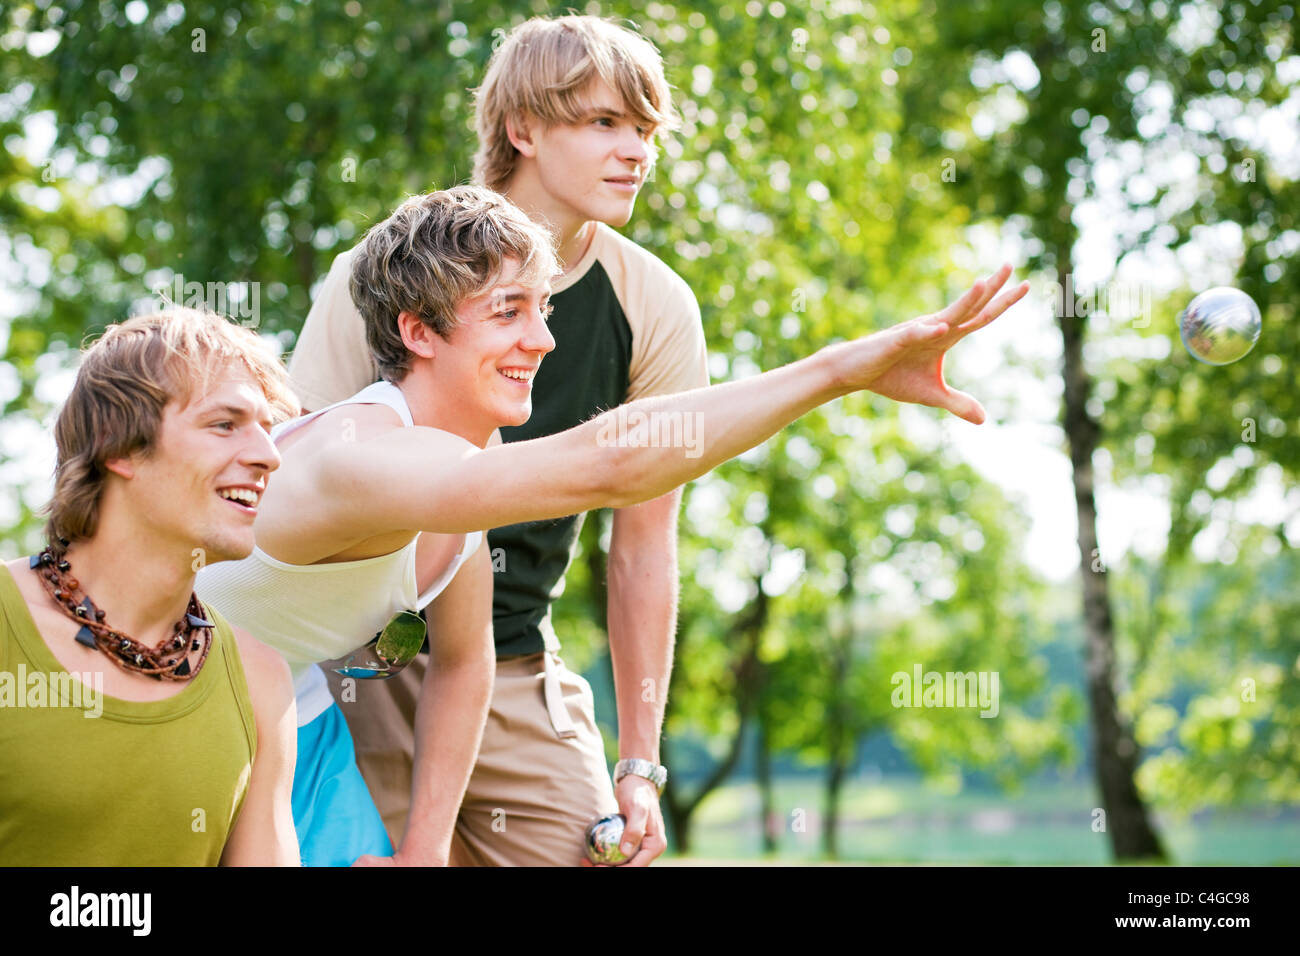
(325, 651), (617, 866)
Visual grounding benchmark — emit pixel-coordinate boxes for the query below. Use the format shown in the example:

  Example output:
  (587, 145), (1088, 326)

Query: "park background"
(1, 0), (1297, 864)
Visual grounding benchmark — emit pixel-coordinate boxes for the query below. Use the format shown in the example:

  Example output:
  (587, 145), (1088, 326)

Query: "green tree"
(937, 0), (1297, 858)
(755, 414), (1076, 858)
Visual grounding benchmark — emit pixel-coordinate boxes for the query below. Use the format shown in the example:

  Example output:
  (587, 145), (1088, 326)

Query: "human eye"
(593, 116), (614, 128)
(212, 420), (236, 432)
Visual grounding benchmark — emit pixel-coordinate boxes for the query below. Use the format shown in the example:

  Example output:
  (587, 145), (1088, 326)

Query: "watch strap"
(614, 758), (667, 795)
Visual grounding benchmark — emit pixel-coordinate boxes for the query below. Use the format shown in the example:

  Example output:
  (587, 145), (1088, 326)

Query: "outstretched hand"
(843, 264), (1029, 424)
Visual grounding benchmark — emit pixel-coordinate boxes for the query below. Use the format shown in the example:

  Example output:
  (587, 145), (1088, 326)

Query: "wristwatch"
(614, 758), (668, 795)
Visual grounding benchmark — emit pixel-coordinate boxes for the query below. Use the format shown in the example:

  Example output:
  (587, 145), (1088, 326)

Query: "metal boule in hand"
(585, 814), (635, 865)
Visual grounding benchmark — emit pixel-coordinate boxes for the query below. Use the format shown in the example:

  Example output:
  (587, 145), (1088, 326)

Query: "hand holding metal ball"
(1179, 287), (1262, 366)
(585, 814), (636, 865)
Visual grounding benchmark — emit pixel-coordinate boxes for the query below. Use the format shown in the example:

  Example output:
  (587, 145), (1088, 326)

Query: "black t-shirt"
(490, 261), (632, 655)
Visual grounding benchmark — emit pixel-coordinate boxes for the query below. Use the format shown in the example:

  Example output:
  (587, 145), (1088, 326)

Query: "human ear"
(103, 457), (135, 480)
(505, 113), (538, 159)
(398, 310), (439, 361)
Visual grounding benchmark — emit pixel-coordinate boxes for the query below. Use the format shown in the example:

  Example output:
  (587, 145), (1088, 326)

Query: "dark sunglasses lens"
(331, 611), (425, 679)
(375, 611), (426, 666)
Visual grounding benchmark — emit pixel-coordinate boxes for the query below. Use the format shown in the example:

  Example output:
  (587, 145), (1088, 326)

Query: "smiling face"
(433, 257), (556, 437)
(111, 367), (281, 564)
(525, 79), (657, 230)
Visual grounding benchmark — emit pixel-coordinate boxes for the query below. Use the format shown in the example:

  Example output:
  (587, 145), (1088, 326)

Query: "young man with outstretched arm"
(276, 166), (1025, 865)
(0, 310), (299, 866)
(290, 15), (1033, 867)
(289, 16), (705, 865)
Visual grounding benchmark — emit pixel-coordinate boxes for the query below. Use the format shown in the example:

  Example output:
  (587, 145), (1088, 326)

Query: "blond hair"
(45, 308), (299, 544)
(349, 184), (558, 383)
(472, 15), (679, 192)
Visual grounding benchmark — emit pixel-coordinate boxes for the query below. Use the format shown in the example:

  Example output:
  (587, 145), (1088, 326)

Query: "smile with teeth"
(500, 368), (535, 383)
(218, 488), (259, 507)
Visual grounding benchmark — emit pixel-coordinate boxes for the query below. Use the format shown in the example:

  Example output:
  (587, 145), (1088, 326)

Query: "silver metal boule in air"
(1179, 287), (1262, 366)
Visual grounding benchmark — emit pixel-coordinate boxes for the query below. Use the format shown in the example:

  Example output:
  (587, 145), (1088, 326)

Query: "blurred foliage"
(1, 0), (1296, 857)
(933, 0), (1298, 821)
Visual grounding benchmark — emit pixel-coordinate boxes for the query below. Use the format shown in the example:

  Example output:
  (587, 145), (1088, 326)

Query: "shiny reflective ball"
(584, 814), (630, 865)
(1179, 287), (1262, 366)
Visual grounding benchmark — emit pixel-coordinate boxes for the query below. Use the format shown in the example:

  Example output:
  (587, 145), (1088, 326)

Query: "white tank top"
(197, 381), (483, 725)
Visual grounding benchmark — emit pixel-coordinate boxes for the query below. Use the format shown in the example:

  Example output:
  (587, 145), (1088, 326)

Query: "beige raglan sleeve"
(623, 259), (710, 402)
(287, 246), (377, 411)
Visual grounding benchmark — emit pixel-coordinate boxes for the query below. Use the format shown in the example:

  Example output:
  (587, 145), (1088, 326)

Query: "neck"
(502, 169), (594, 270)
(60, 516), (198, 648)
(396, 373), (493, 449)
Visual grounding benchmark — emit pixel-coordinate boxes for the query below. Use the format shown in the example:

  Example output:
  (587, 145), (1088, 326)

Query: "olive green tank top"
(0, 565), (256, 866)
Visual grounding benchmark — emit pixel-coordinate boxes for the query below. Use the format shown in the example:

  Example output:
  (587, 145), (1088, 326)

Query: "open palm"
(864, 265), (1029, 424)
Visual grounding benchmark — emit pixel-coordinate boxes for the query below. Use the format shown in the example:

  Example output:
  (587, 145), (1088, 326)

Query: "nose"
(618, 126), (650, 169)
(522, 306), (555, 357)
(243, 423), (282, 474)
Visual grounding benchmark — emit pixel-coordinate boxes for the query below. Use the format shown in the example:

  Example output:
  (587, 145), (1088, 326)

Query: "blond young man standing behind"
(289, 15), (704, 865)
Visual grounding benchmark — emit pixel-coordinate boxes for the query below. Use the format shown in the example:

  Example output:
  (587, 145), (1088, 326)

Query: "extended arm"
(319, 269), (1028, 539)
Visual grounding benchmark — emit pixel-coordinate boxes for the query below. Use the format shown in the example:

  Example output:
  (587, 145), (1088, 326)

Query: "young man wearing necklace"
(289, 15), (708, 865)
(0, 310), (300, 865)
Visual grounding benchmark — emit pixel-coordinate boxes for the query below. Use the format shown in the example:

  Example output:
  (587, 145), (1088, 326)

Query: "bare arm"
(316, 270), (1028, 539)
(603, 491), (679, 866)
(354, 543), (495, 866)
(221, 629), (300, 866)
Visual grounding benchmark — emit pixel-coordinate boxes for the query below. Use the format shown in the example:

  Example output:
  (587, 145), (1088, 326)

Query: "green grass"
(664, 777), (1300, 865)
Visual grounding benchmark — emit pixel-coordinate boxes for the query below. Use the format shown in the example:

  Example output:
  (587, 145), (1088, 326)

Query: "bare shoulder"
(229, 625), (293, 703)
(311, 408), (478, 476)
(3, 557), (30, 586)
(3, 557), (43, 607)
(280, 402), (405, 460)
(286, 404), (406, 489)
(352, 421), (482, 463)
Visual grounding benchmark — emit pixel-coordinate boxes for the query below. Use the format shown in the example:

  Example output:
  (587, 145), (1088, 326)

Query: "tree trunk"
(822, 636), (850, 859)
(1057, 255), (1165, 861)
(661, 581), (769, 855)
(660, 735), (693, 853)
(757, 707), (777, 853)
(823, 751), (847, 860)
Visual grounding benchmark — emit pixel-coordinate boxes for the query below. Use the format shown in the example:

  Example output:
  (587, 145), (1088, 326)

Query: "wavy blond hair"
(45, 308), (298, 544)
(472, 15), (679, 192)
(349, 184), (559, 383)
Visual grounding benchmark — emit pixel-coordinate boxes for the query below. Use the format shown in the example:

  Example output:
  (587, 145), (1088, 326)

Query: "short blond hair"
(472, 15), (679, 192)
(45, 309), (299, 544)
(349, 184), (558, 383)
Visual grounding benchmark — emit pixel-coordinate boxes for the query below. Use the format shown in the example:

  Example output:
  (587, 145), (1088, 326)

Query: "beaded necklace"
(30, 545), (213, 681)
